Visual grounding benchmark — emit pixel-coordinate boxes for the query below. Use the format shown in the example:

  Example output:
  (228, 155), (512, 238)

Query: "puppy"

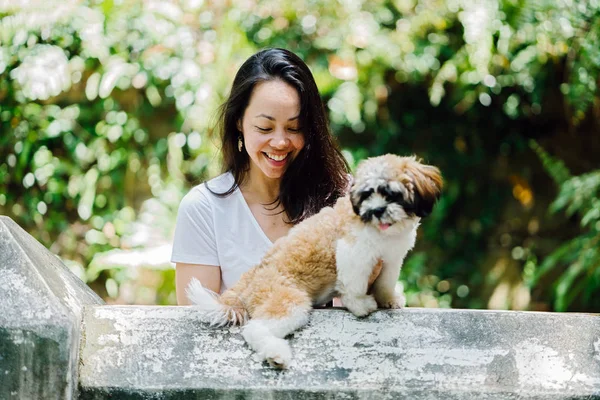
(187, 154), (443, 368)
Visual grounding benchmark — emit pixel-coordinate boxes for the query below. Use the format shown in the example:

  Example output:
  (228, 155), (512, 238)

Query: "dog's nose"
(372, 207), (386, 218)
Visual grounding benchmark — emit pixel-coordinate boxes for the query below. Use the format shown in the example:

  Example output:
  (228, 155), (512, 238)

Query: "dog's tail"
(186, 278), (248, 326)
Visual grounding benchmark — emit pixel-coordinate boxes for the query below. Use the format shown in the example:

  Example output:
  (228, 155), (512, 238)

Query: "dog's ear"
(407, 162), (443, 218)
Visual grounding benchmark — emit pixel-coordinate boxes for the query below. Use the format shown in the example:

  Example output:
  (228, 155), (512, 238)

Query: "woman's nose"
(271, 130), (290, 148)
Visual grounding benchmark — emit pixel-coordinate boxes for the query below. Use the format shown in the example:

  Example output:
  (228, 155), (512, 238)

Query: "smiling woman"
(171, 48), (350, 304)
(239, 80), (305, 181)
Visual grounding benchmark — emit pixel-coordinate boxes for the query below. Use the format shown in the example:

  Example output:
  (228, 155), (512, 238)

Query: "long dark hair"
(207, 48), (349, 224)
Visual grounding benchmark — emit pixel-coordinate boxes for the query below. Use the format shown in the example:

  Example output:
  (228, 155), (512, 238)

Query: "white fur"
(186, 154), (439, 369)
(335, 229), (379, 316)
(241, 308), (309, 368)
(361, 193), (388, 214)
(336, 219), (418, 316)
(372, 221), (417, 309)
(188, 277), (310, 368)
(360, 161), (389, 185)
(186, 278), (237, 326)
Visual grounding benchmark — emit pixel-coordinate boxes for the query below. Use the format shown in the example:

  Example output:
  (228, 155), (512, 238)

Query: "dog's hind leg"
(241, 286), (311, 369)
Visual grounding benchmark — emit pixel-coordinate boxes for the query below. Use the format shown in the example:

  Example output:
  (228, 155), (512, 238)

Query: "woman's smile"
(264, 152), (290, 166)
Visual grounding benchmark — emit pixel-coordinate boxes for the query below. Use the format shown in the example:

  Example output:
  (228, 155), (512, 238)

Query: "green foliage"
(1, 0), (599, 309)
(529, 140), (571, 185)
(0, 1), (229, 303)
(529, 141), (600, 311)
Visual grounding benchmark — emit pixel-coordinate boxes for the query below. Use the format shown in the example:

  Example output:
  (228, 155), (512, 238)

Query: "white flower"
(10, 44), (71, 100)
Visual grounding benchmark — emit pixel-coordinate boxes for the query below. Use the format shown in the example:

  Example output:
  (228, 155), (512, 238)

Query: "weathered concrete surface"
(0, 216), (104, 399)
(80, 306), (600, 399)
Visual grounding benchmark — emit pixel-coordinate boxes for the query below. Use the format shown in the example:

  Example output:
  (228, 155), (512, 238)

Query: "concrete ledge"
(79, 306), (600, 399)
(3, 214), (600, 399)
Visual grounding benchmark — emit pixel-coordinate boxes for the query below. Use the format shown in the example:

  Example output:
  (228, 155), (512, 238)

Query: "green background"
(1, 0), (599, 311)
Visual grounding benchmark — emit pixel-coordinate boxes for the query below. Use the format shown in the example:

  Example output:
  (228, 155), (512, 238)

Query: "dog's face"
(350, 155), (443, 231)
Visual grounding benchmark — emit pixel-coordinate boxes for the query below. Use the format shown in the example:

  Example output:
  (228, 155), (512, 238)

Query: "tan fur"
(216, 154), (442, 321)
(188, 154), (443, 368)
(220, 200), (356, 318)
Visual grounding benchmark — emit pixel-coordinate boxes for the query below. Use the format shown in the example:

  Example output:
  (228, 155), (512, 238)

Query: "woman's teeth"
(266, 153), (288, 161)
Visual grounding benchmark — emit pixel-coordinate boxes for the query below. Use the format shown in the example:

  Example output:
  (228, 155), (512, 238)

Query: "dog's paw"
(261, 338), (292, 369)
(374, 283), (406, 309)
(376, 293), (406, 309)
(343, 294), (378, 317)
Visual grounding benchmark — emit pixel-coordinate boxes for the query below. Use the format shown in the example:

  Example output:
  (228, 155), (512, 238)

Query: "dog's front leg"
(335, 239), (378, 317)
(371, 258), (406, 309)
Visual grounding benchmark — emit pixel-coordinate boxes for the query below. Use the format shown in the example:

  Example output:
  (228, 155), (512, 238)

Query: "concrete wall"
(0, 216), (104, 399)
(78, 306), (600, 399)
(2, 215), (600, 399)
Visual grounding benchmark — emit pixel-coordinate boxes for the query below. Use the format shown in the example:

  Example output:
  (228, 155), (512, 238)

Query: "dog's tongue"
(379, 223), (391, 230)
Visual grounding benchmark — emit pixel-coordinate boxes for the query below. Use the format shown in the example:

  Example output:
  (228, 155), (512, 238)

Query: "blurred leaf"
(1, 0), (600, 310)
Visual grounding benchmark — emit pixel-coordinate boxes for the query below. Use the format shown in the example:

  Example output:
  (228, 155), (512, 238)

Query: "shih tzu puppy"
(187, 154), (443, 369)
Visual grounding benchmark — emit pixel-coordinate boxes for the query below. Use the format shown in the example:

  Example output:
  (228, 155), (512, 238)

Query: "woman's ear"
(236, 119), (243, 132)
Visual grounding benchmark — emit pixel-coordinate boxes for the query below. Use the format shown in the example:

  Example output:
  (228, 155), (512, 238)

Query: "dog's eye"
(359, 188), (374, 202)
(378, 186), (402, 202)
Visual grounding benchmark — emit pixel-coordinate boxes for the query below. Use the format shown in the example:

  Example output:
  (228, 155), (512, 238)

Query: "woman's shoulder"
(203, 171), (236, 193)
(180, 172), (237, 211)
(187, 172), (235, 197)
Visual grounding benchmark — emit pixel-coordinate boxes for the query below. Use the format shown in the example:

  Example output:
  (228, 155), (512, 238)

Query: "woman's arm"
(175, 263), (222, 305)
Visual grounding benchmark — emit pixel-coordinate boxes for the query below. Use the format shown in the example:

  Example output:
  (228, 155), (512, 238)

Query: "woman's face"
(239, 79), (305, 181)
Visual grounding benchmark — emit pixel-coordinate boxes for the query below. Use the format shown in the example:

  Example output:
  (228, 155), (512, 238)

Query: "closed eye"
(255, 126), (271, 132)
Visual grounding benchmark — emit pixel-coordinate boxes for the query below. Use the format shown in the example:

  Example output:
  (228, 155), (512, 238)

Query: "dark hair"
(207, 48), (350, 224)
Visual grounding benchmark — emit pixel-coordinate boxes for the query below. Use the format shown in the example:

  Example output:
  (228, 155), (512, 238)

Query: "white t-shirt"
(170, 172), (273, 291)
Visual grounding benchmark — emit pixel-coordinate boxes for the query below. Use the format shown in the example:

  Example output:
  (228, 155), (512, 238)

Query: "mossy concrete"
(0, 216), (104, 399)
(2, 215), (600, 399)
(79, 306), (600, 399)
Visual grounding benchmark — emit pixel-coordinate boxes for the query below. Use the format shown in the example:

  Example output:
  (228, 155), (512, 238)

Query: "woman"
(172, 48), (350, 304)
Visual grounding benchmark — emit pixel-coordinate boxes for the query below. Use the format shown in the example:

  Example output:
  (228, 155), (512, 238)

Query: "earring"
(237, 135), (243, 152)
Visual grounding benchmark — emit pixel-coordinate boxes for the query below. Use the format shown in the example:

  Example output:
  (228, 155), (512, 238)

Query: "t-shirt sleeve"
(170, 187), (220, 266)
